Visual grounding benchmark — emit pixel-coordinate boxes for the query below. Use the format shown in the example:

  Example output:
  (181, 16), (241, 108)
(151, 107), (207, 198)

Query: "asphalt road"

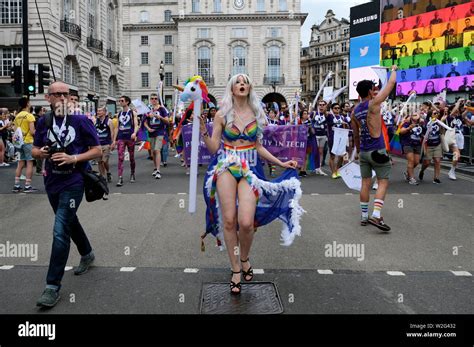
(0, 148), (472, 314)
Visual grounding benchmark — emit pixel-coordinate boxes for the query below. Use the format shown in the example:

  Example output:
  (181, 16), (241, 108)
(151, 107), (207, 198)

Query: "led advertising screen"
(380, 0), (474, 97)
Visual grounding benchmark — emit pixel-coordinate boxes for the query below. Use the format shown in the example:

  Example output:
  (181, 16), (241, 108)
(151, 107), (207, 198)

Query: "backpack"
(12, 117), (26, 149)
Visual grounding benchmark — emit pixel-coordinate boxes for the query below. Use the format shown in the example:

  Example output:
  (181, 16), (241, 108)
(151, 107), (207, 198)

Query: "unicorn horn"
(173, 85), (184, 92)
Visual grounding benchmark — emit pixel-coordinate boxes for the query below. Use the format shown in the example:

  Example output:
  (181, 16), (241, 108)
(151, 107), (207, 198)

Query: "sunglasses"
(150, 97), (158, 100)
(49, 92), (69, 97)
(318, 104), (326, 107)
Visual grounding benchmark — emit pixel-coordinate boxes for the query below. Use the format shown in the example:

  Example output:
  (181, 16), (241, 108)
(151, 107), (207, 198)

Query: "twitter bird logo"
(360, 46), (369, 57)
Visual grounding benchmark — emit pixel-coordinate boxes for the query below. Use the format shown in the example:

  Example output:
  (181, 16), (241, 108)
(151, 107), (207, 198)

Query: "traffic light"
(26, 69), (36, 96)
(38, 64), (51, 94)
(10, 66), (22, 94)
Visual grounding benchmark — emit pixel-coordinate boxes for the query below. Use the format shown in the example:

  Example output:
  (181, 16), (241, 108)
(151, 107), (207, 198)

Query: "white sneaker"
(448, 169), (456, 181)
(372, 181), (379, 190)
(0, 162), (10, 167)
(20, 174), (26, 180)
(317, 168), (328, 176)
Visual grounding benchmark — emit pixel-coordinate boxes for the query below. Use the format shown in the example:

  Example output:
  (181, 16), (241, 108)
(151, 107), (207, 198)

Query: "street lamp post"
(159, 60), (165, 102)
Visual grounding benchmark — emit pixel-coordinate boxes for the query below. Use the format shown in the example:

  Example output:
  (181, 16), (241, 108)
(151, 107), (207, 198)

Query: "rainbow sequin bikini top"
(223, 118), (258, 142)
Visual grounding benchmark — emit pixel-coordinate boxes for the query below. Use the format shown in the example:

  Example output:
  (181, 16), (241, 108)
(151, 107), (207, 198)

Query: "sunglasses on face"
(49, 92), (69, 97)
(150, 97), (158, 100)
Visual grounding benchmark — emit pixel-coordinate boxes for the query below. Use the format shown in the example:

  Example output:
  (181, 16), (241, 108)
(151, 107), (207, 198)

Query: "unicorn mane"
(184, 75), (210, 103)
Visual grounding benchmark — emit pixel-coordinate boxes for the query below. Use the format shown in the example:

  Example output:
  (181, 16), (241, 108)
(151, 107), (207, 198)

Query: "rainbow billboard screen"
(380, 0), (474, 97)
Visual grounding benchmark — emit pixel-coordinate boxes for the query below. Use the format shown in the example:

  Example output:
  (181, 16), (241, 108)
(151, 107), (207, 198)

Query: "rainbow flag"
(389, 124), (403, 157)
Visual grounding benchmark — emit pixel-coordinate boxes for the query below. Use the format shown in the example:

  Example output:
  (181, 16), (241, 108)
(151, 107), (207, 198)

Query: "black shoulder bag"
(45, 112), (109, 202)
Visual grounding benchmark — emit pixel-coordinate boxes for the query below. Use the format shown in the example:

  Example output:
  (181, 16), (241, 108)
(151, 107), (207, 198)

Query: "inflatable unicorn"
(180, 76), (210, 214)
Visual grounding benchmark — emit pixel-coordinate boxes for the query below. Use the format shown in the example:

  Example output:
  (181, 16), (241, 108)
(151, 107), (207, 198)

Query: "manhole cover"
(200, 282), (284, 314)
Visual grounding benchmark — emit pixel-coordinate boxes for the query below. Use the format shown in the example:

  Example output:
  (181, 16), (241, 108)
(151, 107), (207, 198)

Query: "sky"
(301, 0), (372, 47)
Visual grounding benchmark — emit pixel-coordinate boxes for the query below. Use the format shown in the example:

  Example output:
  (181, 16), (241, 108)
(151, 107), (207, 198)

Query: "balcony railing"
(60, 19), (81, 41)
(106, 49), (120, 63)
(87, 36), (103, 53)
(263, 76), (285, 85)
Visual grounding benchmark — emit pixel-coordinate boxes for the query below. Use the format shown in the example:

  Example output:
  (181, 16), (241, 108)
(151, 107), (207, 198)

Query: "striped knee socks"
(360, 202), (369, 220)
(372, 199), (384, 219)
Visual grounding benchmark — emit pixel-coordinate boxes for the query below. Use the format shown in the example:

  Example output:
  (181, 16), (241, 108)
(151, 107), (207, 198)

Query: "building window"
(165, 52), (173, 65)
(327, 77), (333, 87)
(165, 35), (172, 45)
(1, 47), (21, 77)
(89, 68), (100, 93)
(232, 28), (247, 38)
(327, 45), (334, 55)
(140, 10), (149, 23)
(257, 0), (265, 11)
(192, 0), (200, 13)
(107, 5), (115, 50)
(314, 80), (320, 92)
(63, 0), (72, 21)
(197, 28), (210, 38)
(232, 46), (246, 76)
(63, 57), (79, 86)
(341, 74), (347, 87)
(279, 0), (287, 11)
(315, 48), (320, 57)
(141, 36), (149, 45)
(330, 31), (336, 40)
(267, 27), (281, 38)
(141, 52), (149, 65)
(164, 10), (172, 22)
(165, 72), (173, 87)
(267, 46), (281, 81)
(108, 76), (119, 97)
(197, 46), (211, 83)
(141, 72), (149, 88)
(343, 28), (349, 37)
(214, 0), (222, 12)
(1, 0), (22, 24)
(341, 42), (347, 53)
(87, 0), (97, 38)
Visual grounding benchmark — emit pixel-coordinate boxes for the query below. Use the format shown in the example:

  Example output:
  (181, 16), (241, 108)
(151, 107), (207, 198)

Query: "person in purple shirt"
(144, 93), (169, 179)
(32, 82), (102, 308)
(114, 96), (139, 187)
(326, 103), (348, 179)
(419, 110), (443, 184)
(94, 106), (115, 188)
(311, 100), (329, 176)
(351, 65), (398, 232)
(400, 113), (424, 186)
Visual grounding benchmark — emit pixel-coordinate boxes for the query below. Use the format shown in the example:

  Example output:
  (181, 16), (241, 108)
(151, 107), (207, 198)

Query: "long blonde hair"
(219, 74), (266, 140)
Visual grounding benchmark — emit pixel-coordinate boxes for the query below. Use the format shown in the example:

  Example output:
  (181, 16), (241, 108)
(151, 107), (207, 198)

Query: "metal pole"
(22, 0), (29, 95)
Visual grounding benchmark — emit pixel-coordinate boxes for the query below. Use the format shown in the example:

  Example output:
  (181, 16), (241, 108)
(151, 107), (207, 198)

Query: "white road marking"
(450, 271), (472, 277)
(443, 193), (453, 196)
(411, 193), (420, 196)
(64, 266), (73, 271)
(387, 271), (406, 276)
(178, 193), (187, 195)
(120, 267), (136, 272)
(146, 193), (156, 195)
(345, 193), (353, 196)
(0, 265), (14, 270)
(253, 269), (265, 275)
(183, 268), (199, 273)
(311, 193), (320, 196)
(113, 193), (122, 195)
(317, 269), (333, 275)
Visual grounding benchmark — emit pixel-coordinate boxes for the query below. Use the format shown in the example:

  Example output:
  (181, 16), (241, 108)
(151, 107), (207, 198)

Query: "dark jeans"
(46, 185), (92, 289)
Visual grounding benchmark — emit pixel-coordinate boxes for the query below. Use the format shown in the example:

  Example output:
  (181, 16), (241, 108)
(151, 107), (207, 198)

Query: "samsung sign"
(350, 2), (381, 38)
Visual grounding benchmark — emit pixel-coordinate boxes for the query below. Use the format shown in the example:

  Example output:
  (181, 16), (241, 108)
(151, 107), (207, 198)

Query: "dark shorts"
(403, 145), (422, 155)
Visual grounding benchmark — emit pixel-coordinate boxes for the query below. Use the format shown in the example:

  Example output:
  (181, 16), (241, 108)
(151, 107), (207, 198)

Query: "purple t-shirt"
(146, 107), (168, 138)
(34, 114), (100, 194)
(95, 116), (112, 146)
(400, 122), (423, 147)
(446, 115), (464, 134)
(117, 110), (135, 141)
(312, 112), (327, 136)
(354, 101), (386, 152)
(326, 114), (346, 140)
(425, 122), (441, 147)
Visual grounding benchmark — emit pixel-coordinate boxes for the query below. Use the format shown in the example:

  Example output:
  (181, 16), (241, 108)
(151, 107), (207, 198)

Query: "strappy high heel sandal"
(241, 258), (254, 282)
(230, 270), (242, 295)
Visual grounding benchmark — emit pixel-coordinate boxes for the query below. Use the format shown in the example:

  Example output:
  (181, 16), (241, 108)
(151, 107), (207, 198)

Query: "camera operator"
(32, 82), (102, 308)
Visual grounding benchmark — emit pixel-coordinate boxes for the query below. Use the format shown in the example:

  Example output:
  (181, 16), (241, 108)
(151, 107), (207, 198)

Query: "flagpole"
(312, 71), (333, 109)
